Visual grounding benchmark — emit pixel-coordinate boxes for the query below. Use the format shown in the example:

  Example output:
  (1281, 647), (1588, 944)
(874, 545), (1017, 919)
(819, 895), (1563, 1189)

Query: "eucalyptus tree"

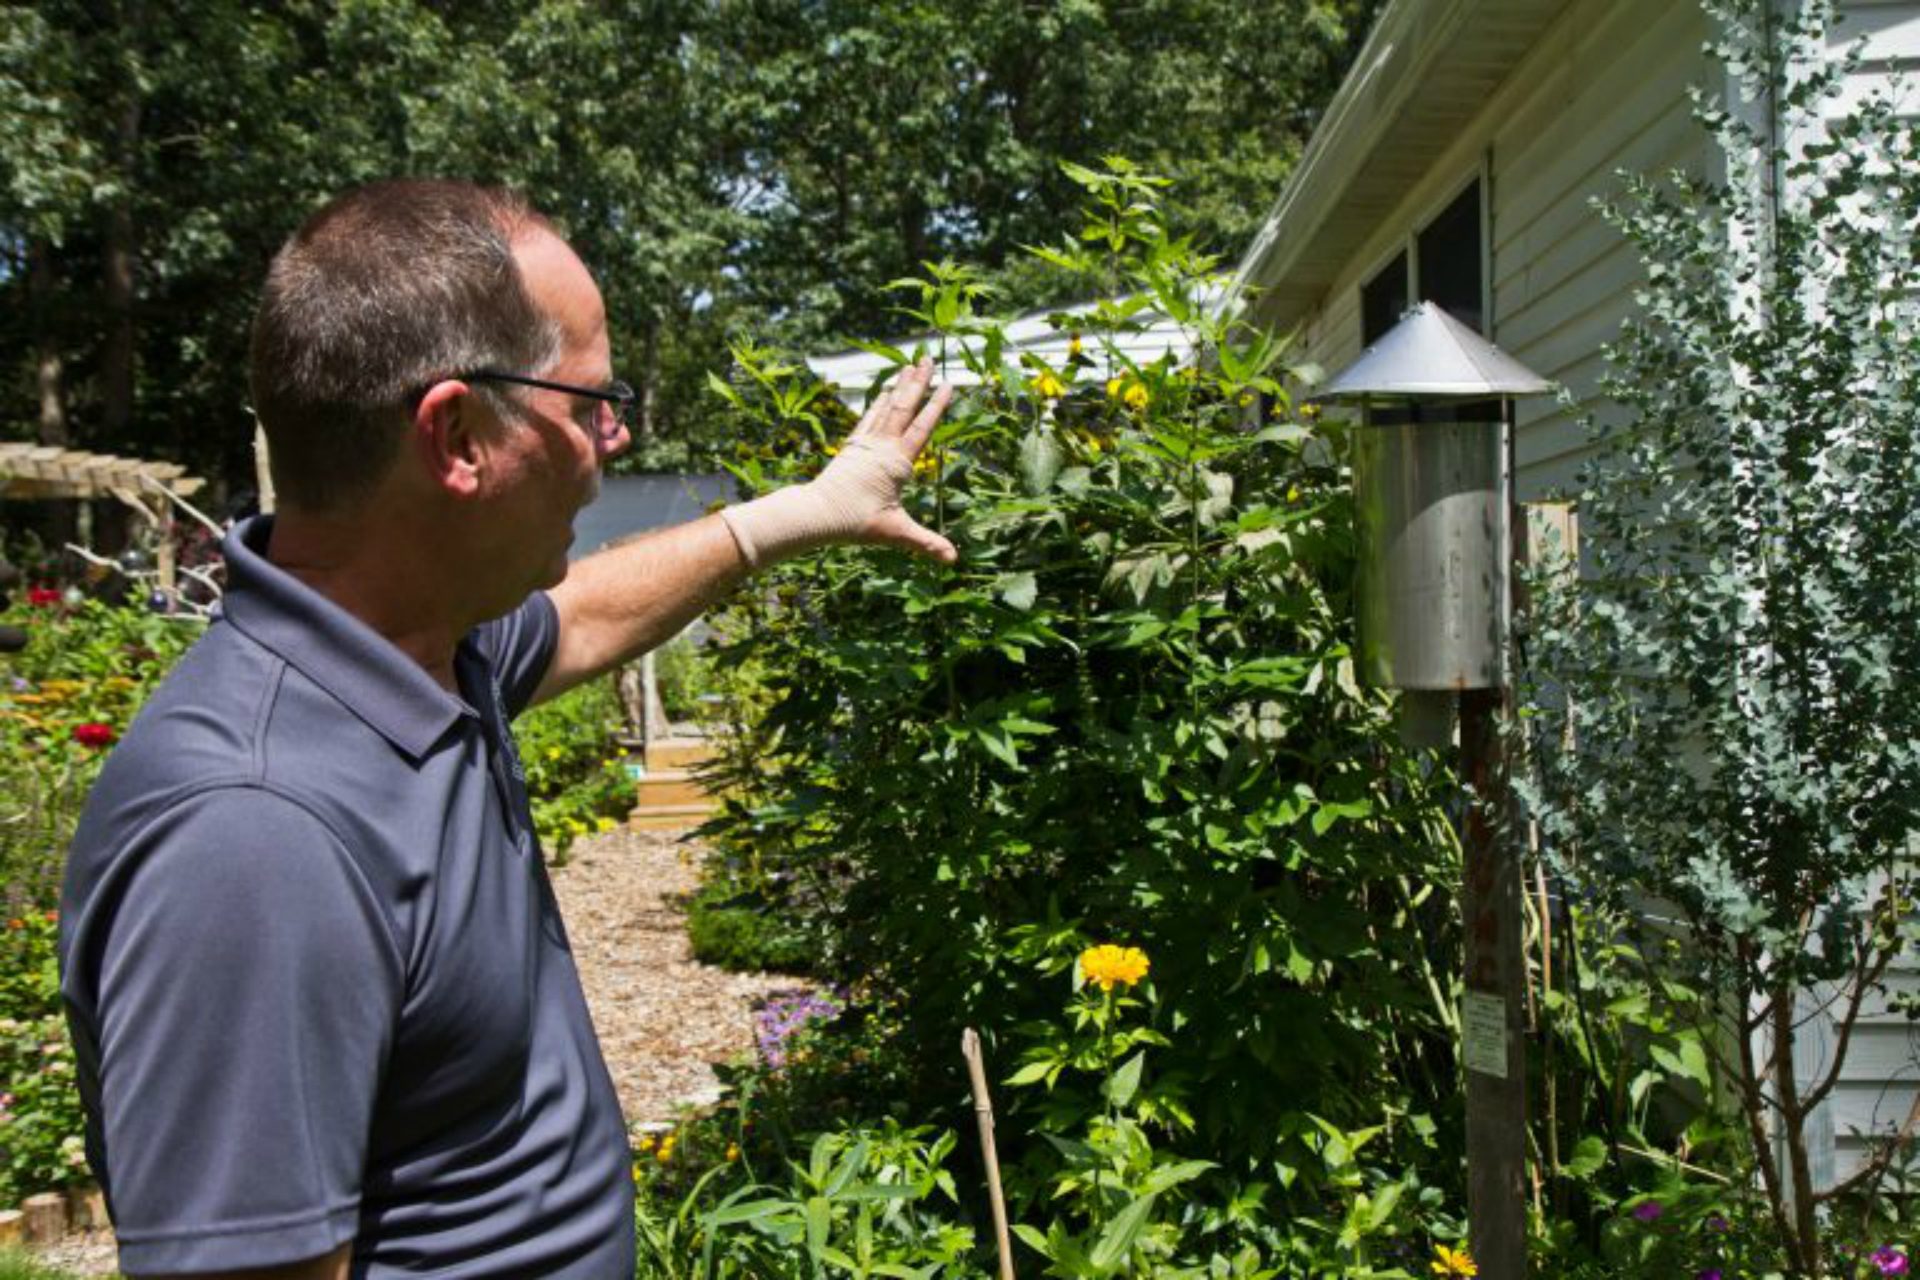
(1518, 2), (1920, 1270)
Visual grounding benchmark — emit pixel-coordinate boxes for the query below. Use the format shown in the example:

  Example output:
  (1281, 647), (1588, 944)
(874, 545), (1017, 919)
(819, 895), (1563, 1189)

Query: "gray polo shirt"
(59, 516), (634, 1277)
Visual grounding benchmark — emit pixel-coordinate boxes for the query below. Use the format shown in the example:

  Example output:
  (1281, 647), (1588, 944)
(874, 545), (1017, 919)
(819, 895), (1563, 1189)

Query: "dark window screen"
(1361, 250), (1409, 345)
(1417, 182), (1484, 334)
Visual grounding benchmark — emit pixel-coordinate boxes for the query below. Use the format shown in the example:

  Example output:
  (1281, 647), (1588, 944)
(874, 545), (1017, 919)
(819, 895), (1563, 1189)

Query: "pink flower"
(1874, 1247), (1909, 1276)
(1631, 1200), (1664, 1222)
(71, 722), (115, 748)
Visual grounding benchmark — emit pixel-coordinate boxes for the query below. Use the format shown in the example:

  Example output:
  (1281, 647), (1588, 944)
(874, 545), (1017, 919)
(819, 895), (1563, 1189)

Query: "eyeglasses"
(461, 369), (635, 442)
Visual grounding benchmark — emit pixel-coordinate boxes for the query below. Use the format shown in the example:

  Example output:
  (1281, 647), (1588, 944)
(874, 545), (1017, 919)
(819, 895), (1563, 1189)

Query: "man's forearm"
(533, 512), (747, 704)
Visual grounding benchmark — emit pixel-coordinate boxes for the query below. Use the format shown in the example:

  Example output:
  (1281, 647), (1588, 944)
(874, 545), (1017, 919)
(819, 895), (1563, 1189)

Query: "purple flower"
(753, 989), (842, 1071)
(1703, 1214), (1730, 1234)
(1631, 1200), (1664, 1222)
(1696, 1270), (1723, 1280)
(1874, 1246), (1910, 1276)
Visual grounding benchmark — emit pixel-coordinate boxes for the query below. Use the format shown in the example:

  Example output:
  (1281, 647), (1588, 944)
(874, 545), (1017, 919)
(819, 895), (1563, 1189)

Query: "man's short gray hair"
(248, 179), (564, 513)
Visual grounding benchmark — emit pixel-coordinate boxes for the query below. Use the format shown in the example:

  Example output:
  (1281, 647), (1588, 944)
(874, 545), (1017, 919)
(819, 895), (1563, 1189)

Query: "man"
(58, 179), (955, 1279)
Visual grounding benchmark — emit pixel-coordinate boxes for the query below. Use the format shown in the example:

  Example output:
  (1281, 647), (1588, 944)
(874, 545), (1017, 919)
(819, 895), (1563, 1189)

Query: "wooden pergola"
(0, 443), (207, 594)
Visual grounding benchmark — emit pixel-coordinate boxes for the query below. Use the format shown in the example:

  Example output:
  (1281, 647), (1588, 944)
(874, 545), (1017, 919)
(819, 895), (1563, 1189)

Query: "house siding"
(1277, 0), (1920, 1188)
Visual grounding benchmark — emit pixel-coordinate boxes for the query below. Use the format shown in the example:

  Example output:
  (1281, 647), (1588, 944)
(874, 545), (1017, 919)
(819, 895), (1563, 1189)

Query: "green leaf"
(998, 572), (1039, 612)
(1106, 1050), (1146, 1108)
(1019, 427), (1066, 495)
(1564, 1135), (1608, 1179)
(704, 1197), (798, 1227)
(1090, 1193), (1158, 1270)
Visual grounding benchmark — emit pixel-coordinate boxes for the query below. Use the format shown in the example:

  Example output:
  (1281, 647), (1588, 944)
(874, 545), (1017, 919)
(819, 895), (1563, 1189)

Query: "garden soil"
(29, 822), (808, 1276)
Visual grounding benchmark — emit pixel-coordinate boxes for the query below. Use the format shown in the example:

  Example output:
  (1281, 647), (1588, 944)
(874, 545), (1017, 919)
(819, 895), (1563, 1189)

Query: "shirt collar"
(218, 515), (475, 760)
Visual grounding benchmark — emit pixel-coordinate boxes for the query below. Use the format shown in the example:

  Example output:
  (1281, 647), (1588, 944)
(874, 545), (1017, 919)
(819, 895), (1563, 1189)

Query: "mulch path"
(28, 822), (801, 1276)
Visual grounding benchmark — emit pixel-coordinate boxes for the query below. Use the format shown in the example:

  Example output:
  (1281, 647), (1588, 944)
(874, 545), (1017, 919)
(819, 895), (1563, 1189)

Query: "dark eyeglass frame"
(460, 369), (635, 441)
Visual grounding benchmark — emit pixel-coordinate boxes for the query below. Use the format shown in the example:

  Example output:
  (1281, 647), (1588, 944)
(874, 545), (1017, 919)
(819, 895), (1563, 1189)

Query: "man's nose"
(601, 418), (631, 461)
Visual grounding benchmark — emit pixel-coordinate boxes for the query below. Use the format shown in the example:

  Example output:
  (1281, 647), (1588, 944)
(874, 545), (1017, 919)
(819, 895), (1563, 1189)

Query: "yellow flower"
(635, 1134), (656, 1153)
(1030, 371), (1066, 400)
(1079, 944), (1150, 993)
(546, 747), (562, 761)
(1108, 376), (1148, 411)
(725, 1143), (741, 1162)
(596, 817), (618, 833)
(1431, 1244), (1477, 1277)
(1068, 335), (1084, 358)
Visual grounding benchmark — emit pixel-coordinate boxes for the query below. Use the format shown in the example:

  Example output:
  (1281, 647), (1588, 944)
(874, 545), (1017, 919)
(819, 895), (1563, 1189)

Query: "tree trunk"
(100, 4), (144, 448)
(27, 240), (69, 448)
(637, 316), (660, 446)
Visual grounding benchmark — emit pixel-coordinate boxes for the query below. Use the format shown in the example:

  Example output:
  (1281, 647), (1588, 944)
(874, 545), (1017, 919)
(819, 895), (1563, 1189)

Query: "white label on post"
(1461, 991), (1508, 1080)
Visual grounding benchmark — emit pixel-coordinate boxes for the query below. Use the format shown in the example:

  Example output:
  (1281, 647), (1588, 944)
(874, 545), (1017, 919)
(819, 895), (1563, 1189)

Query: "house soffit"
(1231, 0), (1574, 334)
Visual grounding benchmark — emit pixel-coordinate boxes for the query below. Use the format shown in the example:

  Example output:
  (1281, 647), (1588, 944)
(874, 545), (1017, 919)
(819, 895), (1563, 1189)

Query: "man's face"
(485, 228), (629, 591)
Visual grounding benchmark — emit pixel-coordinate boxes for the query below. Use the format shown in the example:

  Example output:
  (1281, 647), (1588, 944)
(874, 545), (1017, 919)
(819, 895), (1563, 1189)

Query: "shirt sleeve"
(81, 787), (401, 1274)
(471, 592), (560, 719)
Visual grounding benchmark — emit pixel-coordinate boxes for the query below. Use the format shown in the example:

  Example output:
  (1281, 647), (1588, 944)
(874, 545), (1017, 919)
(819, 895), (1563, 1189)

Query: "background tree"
(0, 0), (1382, 503)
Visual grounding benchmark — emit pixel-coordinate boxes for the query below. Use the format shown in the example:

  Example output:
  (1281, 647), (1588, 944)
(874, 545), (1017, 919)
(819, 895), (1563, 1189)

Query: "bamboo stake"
(961, 1028), (1016, 1280)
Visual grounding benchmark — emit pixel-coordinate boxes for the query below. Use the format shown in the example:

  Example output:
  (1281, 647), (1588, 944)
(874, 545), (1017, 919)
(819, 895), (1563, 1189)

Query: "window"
(1361, 250), (1409, 346)
(1418, 183), (1483, 335)
(1359, 178), (1485, 344)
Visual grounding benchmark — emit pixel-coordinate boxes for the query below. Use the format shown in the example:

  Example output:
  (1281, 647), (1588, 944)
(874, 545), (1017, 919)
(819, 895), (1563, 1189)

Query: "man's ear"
(413, 381), (485, 499)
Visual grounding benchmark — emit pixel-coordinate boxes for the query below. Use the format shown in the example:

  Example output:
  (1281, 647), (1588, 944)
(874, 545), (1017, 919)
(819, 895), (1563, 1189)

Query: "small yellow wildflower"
(725, 1143), (741, 1162)
(825, 444), (840, 458)
(547, 747), (563, 760)
(1068, 335), (1084, 358)
(635, 1134), (656, 1153)
(1030, 371), (1066, 400)
(1123, 383), (1149, 411)
(656, 1135), (677, 1163)
(596, 817), (618, 833)
(1431, 1244), (1477, 1277)
(1300, 402), (1321, 421)
(1079, 944), (1150, 993)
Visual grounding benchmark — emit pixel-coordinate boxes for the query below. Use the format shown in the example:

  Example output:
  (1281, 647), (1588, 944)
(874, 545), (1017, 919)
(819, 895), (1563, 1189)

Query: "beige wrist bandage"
(718, 438), (912, 569)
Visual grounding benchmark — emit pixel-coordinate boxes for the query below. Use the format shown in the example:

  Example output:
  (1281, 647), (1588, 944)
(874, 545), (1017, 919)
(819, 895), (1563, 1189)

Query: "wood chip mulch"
(29, 821), (803, 1276)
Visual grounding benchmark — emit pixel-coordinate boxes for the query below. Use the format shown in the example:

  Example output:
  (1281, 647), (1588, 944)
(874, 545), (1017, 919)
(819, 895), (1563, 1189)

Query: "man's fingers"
(853, 360), (934, 440)
(902, 383), (953, 456)
(869, 508), (958, 564)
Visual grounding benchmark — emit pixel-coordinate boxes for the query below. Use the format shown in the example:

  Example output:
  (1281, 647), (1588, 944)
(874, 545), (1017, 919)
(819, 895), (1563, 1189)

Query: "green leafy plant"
(513, 676), (633, 863)
(698, 158), (1467, 1266)
(0, 596), (196, 1207)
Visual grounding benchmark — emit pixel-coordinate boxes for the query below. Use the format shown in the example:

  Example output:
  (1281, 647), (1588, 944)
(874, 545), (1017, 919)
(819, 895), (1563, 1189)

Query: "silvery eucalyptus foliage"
(1521, 0), (1920, 986)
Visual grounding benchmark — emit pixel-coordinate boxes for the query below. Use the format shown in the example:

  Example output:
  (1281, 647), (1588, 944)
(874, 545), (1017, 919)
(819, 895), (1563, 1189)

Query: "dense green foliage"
(514, 676), (635, 864)
(663, 162), (1469, 1275)
(0, 0), (1380, 496)
(1518, 1), (1920, 1273)
(0, 595), (194, 1206)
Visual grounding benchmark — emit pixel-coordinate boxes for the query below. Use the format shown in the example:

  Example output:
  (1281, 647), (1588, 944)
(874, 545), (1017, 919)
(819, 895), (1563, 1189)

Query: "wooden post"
(961, 1028), (1016, 1280)
(1461, 687), (1527, 1278)
(254, 424), (275, 515)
